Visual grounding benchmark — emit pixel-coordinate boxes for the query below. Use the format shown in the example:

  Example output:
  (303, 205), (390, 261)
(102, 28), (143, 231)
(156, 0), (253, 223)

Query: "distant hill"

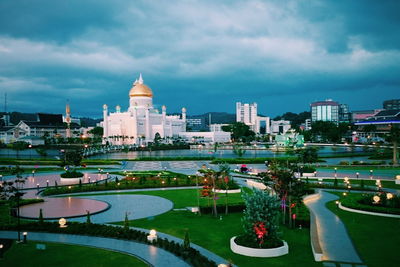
(8, 112), (38, 124)
(79, 117), (102, 127)
(189, 112), (236, 125)
(1, 111), (101, 128)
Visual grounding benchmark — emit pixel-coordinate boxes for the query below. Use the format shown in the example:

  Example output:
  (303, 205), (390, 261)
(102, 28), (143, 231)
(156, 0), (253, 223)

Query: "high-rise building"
(339, 104), (351, 123)
(383, 99), (400, 110)
(236, 102), (257, 126)
(235, 102), (269, 134)
(311, 99), (339, 123)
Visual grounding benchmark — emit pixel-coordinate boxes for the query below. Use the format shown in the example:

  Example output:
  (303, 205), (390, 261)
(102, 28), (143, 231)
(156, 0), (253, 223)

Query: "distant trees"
(60, 149), (83, 169)
(221, 122), (255, 142)
(274, 111), (311, 129)
(296, 147), (318, 163)
(309, 121), (351, 143)
(386, 124), (400, 166)
(88, 126), (103, 137)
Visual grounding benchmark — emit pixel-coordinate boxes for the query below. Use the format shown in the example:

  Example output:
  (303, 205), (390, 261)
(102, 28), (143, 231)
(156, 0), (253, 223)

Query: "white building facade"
(102, 74), (187, 145)
(236, 102), (270, 134)
(270, 120), (291, 134)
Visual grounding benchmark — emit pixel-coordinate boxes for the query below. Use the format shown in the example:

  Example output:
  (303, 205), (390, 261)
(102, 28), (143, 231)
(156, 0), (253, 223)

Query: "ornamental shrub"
(301, 165), (316, 173)
(38, 208), (44, 224)
(60, 171), (84, 178)
(239, 188), (282, 248)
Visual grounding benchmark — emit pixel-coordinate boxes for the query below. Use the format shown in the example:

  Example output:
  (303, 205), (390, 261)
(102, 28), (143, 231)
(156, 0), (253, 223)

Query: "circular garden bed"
(230, 236), (288, 257)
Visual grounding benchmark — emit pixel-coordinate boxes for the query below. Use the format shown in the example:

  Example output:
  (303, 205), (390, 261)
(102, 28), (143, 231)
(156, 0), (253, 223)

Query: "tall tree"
(222, 122), (255, 142)
(386, 124), (400, 166)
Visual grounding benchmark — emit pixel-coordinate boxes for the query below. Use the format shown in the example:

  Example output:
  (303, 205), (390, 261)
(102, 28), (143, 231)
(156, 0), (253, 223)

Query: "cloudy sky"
(0, 0), (399, 118)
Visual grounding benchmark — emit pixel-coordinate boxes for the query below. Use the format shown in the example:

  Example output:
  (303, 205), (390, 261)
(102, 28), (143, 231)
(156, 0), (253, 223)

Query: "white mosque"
(102, 74), (187, 145)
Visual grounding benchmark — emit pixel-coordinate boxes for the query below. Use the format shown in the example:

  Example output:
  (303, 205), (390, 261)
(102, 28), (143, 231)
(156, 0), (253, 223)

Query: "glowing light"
(59, 218), (67, 228)
(373, 195), (380, 203)
(387, 193), (393, 200)
(149, 229), (157, 236)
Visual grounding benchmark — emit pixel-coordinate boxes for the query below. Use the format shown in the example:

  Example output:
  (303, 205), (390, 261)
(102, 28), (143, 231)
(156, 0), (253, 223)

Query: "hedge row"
(340, 194), (400, 215)
(0, 222), (217, 267)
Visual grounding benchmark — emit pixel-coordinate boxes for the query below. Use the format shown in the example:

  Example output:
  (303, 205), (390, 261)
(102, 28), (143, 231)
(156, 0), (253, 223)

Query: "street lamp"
(356, 172), (359, 180)
(28, 144), (32, 159)
(23, 232), (27, 244)
(334, 167), (337, 178)
(195, 172), (201, 215)
(370, 170), (373, 180)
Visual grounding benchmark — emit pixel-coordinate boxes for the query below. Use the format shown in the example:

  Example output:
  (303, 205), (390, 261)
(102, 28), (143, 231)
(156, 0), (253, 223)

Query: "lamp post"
(0, 244), (3, 258)
(370, 169), (373, 180)
(334, 167), (337, 178)
(195, 172), (201, 215)
(356, 172), (359, 180)
(28, 144), (32, 159)
(23, 232), (27, 244)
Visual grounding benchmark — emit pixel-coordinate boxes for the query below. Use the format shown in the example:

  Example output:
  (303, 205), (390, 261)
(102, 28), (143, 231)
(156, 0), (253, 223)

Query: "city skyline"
(1, 0), (399, 118)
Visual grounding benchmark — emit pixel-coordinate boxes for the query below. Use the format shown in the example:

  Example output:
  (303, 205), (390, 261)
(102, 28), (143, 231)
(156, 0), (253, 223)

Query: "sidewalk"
(304, 190), (363, 264)
(0, 231), (190, 267)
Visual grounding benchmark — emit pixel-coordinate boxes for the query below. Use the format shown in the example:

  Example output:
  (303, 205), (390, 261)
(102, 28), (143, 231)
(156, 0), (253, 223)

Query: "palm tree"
(386, 124), (400, 166)
(218, 164), (231, 215)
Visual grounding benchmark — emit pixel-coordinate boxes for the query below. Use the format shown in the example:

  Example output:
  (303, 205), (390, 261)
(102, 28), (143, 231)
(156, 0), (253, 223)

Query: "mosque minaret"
(102, 74), (187, 145)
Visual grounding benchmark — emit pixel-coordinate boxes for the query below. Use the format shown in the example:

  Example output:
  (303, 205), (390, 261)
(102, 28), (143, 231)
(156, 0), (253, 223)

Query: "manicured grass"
(73, 188), (245, 209)
(0, 167), (117, 176)
(0, 199), (44, 225)
(332, 192), (400, 215)
(326, 192), (400, 267)
(307, 178), (400, 190)
(113, 211), (317, 267)
(1, 241), (148, 267)
(317, 166), (400, 170)
(103, 188), (317, 267)
(0, 158), (121, 166)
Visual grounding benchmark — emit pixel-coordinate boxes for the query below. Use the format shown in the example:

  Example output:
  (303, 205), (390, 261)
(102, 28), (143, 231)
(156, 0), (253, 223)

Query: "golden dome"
(129, 74), (153, 97)
(129, 83), (153, 97)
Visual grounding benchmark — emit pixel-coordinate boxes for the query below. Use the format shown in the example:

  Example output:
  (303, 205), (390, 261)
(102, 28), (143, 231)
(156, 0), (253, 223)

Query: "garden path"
(0, 231), (190, 267)
(305, 190), (363, 264)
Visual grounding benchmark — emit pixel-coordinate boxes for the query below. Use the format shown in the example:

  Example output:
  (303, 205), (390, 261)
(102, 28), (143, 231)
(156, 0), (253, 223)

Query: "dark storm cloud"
(0, 0), (399, 117)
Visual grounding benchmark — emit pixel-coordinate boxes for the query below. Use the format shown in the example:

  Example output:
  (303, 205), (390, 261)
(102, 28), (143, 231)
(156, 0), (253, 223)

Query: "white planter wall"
(230, 237), (288, 257)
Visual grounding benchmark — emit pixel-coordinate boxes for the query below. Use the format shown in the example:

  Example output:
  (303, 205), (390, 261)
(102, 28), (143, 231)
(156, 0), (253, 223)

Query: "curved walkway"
(69, 194), (173, 223)
(0, 231), (190, 267)
(304, 190), (363, 264)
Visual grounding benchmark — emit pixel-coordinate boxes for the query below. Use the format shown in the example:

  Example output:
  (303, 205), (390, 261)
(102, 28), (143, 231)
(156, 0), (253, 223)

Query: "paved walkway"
(130, 226), (233, 266)
(69, 194), (173, 223)
(304, 190), (363, 264)
(19, 197), (110, 219)
(0, 231), (190, 267)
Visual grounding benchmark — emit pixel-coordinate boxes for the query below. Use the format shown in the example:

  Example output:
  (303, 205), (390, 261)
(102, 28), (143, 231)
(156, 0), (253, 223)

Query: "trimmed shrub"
(60, 171), (84, 178)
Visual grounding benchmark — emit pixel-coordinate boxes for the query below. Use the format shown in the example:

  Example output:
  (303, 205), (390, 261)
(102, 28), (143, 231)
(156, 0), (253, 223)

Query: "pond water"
(0, 145), (375, 164)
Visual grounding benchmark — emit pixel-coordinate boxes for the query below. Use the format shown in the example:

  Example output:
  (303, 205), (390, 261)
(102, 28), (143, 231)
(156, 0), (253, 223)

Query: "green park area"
(326, 192), (400, 267)
(0, 240), (148, 267)
(73, 188), (317, 267)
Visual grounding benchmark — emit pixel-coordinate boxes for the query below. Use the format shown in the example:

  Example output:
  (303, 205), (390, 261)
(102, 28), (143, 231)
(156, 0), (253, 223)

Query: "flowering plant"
(253, 222), (268, 245)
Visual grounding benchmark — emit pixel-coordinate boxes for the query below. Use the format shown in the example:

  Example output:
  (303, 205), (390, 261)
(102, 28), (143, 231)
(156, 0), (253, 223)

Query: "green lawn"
(1, 241), (148, 267)
(326, 192), (400, 267)
(73, 188), (246, 209)
(91, 188), (319, 267)
(317, 166), (400, 170)
(307, 178), (400, 190)
(113, 210), (317, 267)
